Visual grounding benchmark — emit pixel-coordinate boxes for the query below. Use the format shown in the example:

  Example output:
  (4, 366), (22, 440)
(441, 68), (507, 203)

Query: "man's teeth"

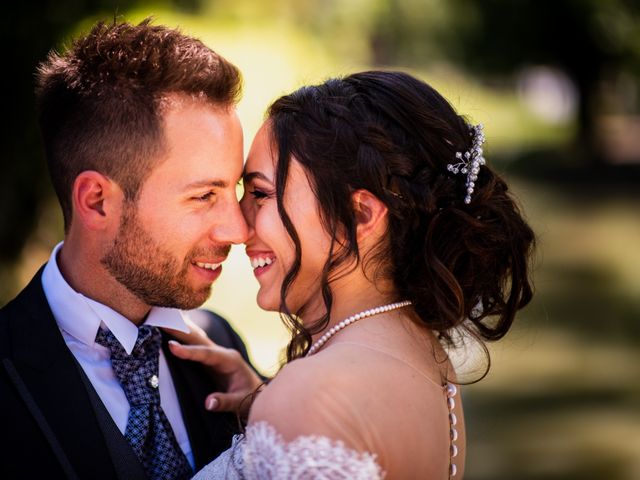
(250, 257), (274, 269)
(195, 262), (221, 270)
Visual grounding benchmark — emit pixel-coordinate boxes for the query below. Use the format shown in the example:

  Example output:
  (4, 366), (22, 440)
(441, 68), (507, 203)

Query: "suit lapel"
(9, 268), (119, 480)
(162, 335), (240, 470)
(8, 267), (240, 476)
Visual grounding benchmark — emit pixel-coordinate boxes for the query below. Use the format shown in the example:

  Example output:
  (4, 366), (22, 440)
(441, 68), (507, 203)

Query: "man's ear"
(352, 189), (388, 241)
(71, 171), (123, 230)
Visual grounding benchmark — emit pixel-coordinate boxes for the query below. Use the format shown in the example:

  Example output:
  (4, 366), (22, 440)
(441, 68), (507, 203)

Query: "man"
(0, 19), (251, 479)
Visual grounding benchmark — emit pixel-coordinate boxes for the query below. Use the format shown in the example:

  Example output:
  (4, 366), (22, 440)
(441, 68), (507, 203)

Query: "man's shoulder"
(0, 298), (14, 356)
(1, 284), (28, 317)
(0, 283), (33, 356)
(0, 265), (50, 357)
(1, 265), (46, 316)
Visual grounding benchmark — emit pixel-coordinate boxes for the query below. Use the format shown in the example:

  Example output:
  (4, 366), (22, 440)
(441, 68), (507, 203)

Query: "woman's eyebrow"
(243, 171), (273, 184)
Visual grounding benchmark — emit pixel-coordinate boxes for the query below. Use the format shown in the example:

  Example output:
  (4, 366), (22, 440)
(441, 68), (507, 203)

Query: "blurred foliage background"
(3, 0), (639, 478)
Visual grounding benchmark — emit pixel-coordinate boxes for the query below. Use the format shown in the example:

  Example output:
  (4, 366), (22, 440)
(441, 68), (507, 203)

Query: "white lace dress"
(192, 421), (385, 479)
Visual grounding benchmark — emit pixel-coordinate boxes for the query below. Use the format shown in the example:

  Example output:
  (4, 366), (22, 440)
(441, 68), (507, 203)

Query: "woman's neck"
(304, 274), (399, 343)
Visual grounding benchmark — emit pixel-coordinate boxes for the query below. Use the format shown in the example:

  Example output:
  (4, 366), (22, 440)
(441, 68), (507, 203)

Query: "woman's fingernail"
(168, 340), (180, 348)
(206, 397), (219, 411)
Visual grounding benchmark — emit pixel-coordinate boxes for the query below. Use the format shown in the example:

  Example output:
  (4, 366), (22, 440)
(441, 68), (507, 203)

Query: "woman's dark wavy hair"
(267, 70), (535, 367)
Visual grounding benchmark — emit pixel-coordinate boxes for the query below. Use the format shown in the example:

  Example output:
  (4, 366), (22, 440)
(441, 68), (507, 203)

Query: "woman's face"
(240, 123), (331, 314)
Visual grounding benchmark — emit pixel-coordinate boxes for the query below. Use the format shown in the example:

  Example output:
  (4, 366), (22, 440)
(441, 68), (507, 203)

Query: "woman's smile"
(247, 250), (276, 277)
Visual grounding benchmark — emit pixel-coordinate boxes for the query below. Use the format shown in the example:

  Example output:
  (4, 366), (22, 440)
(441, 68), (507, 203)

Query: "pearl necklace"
(306, 300), (413, 356)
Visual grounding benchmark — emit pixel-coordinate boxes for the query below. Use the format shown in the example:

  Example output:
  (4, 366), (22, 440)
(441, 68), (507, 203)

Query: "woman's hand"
(165, 319), (264, 417)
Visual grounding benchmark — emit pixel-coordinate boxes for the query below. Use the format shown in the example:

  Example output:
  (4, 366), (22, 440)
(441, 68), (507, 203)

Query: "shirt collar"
(41, 241), (190, 355)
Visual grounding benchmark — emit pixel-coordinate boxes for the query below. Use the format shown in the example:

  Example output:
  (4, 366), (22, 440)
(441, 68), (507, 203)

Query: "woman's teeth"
(195, 262), (221, 270)
(250, 257), (274, 269)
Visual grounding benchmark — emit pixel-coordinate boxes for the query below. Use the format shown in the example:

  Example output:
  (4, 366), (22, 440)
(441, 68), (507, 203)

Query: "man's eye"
(194, 192), (215, 202)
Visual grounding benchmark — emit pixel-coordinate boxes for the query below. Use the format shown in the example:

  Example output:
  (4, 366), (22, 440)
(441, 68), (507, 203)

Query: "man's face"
(102, 98), (248, 309)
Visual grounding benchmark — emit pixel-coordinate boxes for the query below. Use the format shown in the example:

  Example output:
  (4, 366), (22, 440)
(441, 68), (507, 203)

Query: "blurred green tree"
(368, 0), (640, 164)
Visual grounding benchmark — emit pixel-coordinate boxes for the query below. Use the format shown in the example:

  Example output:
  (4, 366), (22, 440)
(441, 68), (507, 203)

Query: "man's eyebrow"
(183, 179), (228, 190)
(243, 171), (273, 184)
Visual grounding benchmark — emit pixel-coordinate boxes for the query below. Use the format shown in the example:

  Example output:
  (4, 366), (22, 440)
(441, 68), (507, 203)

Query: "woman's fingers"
(205, 392), (253, 414)
(168, 340), (234, 369)
(169, 340), (263, 413)
(164, 317), (214, 347)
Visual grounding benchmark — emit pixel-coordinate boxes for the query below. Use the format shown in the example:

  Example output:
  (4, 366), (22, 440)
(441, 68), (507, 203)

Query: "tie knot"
(95, 325), (163, 405)
(133, 325), (162, 359)
(95, 324), (162, 359)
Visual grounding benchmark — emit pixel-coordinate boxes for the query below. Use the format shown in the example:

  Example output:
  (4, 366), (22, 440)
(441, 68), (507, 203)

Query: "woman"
(172, 70), (535, 478)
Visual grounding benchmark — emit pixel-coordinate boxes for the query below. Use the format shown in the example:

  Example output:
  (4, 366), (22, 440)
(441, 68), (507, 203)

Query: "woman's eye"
(249, 189), (269, 200)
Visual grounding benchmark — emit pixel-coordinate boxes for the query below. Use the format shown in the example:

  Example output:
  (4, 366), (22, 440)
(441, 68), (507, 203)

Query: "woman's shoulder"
(249, 352), (350, 409)
(248, 349), (375, 446)
(252, 344), (389, 406)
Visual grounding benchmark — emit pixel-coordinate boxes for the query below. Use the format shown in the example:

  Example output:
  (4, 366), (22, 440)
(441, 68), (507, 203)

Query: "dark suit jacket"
(0, 266), (252, 479)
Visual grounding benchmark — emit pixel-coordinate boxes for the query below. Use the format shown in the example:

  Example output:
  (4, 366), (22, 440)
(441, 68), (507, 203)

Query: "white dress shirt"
(41, 242), (195, 468)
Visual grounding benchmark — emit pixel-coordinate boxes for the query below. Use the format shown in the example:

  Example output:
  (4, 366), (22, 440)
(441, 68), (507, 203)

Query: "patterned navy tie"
(95, 325), (193, 480)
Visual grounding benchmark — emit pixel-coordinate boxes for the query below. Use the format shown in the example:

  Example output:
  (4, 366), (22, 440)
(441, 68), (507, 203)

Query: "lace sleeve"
(193, 421), (385, 479)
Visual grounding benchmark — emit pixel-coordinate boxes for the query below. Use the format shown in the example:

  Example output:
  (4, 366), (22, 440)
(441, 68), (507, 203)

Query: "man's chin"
(173, 286), (212, 311)
(133, 285), (211, 311)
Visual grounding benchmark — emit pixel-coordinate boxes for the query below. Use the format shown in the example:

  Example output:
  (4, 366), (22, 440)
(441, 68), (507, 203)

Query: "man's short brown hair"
(36, 18), (242, 230)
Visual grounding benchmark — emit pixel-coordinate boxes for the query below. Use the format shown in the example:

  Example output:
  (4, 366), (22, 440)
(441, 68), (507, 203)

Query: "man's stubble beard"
(101, 204), (227, 310)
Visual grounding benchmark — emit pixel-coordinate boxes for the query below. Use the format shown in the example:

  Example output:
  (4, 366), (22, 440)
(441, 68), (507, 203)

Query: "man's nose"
(210, 200), (249, 245)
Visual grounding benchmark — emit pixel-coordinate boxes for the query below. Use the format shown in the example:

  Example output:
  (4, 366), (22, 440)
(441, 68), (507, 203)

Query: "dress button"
(451, 444), (458, 458)
(446, 383), (458, 397)
(449, 412), (458, 426)
(447, 397), (456, 410)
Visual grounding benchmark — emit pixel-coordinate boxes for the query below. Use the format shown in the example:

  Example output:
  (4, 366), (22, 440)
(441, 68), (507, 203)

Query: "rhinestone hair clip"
(447, 123), (486, 204)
